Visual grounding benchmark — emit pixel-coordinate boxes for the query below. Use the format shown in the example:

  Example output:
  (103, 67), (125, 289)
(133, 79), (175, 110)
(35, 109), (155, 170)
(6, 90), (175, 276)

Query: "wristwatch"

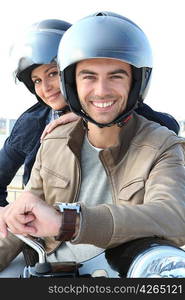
(54, 202), (81, 241)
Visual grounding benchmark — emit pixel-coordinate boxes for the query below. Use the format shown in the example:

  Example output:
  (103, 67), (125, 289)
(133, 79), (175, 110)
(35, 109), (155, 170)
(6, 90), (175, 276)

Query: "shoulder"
(11, 103), (50, 134)
(12, 103), (50, 127)
(133, 113), (184, 150)
(136, 103), (180, 134)
(43, 119), (83, 141)
(6, 103), (50, 151)
(21, 102), (50, 119)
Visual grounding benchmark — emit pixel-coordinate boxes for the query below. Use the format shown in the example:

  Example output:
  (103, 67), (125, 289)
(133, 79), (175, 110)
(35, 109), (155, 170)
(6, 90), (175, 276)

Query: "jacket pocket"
(119, 179), (144, 203)
(41, 166), (70, 188)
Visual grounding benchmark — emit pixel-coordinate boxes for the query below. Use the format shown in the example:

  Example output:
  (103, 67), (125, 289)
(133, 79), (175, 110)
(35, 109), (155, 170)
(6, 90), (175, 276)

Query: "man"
(0, 14), (179, 210)
(1, 12), (185, 274)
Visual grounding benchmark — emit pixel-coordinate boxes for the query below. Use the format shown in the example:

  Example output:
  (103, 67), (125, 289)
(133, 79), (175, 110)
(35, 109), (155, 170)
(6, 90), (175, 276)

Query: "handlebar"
(8, 228), (47, 264)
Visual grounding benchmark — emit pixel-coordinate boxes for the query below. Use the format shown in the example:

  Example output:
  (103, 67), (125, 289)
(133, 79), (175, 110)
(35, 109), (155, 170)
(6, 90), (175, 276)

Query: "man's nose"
(94, 79), (110, 97)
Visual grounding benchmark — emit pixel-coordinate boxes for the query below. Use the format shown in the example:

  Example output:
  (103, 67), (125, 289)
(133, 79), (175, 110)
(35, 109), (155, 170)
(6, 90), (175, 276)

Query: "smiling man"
(1, 12), (185, 277)
(75, 59), (132, 120)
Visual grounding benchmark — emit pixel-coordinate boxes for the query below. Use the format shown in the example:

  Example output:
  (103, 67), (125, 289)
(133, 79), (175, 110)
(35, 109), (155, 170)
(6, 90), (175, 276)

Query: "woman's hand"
(40, 112), (80, 142)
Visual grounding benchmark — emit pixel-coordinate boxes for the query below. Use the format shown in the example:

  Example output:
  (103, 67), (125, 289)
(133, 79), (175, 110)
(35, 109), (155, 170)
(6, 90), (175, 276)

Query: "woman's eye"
(33, 78), (41, 85)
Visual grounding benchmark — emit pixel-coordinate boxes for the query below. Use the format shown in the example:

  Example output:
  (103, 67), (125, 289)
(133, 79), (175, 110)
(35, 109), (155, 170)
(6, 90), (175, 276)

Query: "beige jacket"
(1, 112), (185, 270)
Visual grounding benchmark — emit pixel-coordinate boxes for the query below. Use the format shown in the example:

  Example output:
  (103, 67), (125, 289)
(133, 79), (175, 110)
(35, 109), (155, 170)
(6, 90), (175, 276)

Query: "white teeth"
(93, 101), (114, 108)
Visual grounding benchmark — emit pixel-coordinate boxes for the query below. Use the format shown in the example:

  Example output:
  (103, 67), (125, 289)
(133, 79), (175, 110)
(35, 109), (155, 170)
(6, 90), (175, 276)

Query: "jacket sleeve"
(73, 140), (185, 249)
(0, 104), (49, 206)
(25, 145), (45, 201)
(0, 232), (23, 271)
(0, 138), (25, 206)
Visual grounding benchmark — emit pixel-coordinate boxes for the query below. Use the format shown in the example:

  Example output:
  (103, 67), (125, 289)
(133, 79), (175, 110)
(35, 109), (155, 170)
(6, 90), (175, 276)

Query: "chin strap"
(83, 114), (132, 129)
(116, 114), (132, 127)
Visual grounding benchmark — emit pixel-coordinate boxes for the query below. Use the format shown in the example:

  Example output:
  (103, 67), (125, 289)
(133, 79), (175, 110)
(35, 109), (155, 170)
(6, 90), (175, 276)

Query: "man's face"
(75, 58), (132, 125)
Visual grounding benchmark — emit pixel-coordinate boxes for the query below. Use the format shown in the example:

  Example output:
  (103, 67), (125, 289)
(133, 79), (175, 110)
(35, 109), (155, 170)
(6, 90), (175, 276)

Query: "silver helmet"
(10, 19), (71, 103)
(58, 12), (152, 127)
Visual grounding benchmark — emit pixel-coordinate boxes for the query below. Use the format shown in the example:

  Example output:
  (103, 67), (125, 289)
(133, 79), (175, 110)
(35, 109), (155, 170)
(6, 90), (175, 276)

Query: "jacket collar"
(109, 112), (138, 165)
(67, 113), (138, 166)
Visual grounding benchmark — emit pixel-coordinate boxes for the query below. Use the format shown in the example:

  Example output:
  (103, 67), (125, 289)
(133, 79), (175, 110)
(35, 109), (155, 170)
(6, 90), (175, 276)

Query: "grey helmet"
(10, 19), (71, 103)
(58, 12), (152, 127)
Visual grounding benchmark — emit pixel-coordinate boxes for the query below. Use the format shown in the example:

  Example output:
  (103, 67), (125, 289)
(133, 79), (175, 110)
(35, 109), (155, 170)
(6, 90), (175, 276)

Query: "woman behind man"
(0, 18), (79, 207)
(0, 18), (81, 276)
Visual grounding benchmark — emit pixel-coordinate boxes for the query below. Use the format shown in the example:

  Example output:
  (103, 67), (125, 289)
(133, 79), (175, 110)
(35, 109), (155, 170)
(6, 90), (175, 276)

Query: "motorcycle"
(14, 233), (185, 278)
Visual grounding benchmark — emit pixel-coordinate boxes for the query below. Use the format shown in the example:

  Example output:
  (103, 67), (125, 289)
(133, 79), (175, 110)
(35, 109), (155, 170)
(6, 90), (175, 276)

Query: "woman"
(0, 18), (79, 207)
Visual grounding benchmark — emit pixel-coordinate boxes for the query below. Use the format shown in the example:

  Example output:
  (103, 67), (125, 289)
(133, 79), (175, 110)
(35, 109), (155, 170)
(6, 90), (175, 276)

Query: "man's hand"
(0, 191), (61, 238)
(40, 112), (80, 142)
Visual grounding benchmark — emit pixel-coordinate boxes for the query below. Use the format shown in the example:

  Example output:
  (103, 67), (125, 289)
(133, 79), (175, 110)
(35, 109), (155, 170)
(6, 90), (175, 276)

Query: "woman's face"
(31, 63), (66, 110)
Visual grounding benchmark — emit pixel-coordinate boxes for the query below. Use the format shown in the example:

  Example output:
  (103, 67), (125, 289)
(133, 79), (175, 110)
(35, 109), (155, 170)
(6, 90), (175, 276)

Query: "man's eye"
(110, 75), (123, 79)
(83, 75), (95, 80)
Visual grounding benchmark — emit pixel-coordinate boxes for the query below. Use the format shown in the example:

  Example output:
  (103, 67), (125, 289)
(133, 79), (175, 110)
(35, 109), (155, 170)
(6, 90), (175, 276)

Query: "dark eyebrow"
(77, 70), (97, 77)
(77, 68), (130, 77)
(108, 69), (130, 77)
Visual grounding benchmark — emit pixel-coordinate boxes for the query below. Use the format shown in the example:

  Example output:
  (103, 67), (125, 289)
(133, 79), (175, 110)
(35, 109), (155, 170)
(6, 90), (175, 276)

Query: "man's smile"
(92, 101), (115, 108)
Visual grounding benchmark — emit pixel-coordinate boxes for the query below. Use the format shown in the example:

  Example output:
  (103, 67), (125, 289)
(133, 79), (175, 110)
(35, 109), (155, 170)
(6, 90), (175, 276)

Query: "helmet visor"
(11, 29), (64, 79)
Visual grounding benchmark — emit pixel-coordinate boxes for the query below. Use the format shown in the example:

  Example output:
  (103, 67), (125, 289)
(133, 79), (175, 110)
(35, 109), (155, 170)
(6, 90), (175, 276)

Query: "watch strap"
(55, 208), (78, 241)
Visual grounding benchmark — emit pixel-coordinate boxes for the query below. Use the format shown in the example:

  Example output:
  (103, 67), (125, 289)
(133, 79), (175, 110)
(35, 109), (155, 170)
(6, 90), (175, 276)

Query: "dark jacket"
(0, 102), (180, 206)
(0, 102), (50, 206)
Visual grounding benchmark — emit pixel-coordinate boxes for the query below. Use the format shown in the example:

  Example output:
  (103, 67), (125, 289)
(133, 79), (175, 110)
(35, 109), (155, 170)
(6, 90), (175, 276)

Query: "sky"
(0, 0), (185, 121)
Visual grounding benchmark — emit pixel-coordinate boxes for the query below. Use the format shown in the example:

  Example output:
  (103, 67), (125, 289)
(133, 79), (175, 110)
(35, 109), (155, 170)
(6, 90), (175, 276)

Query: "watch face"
(55, 202), (81, 213)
